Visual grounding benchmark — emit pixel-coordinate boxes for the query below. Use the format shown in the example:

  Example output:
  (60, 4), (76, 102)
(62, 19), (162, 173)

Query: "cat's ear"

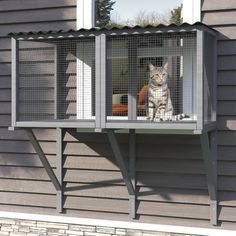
(149, 63), (155, 71)
(163, 62), (168, 71)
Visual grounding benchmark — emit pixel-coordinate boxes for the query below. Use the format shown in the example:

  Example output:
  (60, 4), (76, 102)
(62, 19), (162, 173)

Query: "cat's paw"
(164, 117), (172, 122)
(154, 117), (161, 122)
(159, 115), (166, 122)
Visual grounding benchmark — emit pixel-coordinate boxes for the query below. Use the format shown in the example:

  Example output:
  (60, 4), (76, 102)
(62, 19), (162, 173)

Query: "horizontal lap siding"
(0, 0), (79, 217)
(2, 128), (235, 228)
(0, 0), (77, 122)
(202, 0), (236, 227)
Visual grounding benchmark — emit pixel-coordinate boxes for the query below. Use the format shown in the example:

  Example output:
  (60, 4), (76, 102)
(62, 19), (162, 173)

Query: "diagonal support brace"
(200, 131), (217, 225)
(129, 129), (136, 219)
(25, 128), (61, 192)
(107, 130), (135, 202)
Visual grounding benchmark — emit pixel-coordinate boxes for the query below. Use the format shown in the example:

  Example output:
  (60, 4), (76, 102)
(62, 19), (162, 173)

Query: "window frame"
(76, 0), (95, 30)
(182, 0), (201, 24)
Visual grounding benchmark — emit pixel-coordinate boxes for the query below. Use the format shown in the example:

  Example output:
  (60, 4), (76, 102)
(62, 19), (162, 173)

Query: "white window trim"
(183, 0), (201, 24)
(76, 0), (95, 119)
(76, 42), (95, 120)
(77, 0), (95, 30)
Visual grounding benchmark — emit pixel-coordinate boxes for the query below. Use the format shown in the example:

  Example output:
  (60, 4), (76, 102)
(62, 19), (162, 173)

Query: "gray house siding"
(0, 0), (235, 230)
(202, 0), (236, 226)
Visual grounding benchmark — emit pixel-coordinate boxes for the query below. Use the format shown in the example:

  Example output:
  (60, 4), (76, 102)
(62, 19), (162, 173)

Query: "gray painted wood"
(11, 37), (18, 126)
(218, 71), (236, 85)
(200, 132), (217, 225)
(107, 130), (135, 196)
(56, 128), (63, 212)
(0, 115), (11, 126)
(196, 29), (204, 130)
(0, 76), (11, 89)
(0, 0), (235, 229)
(218, 86), (236, 101)
(218, 101), (236, 115)
(25, 129), (61, 192)
(202, 11), (236, 25)
(129, 129), (136, 218)
(218, 40), (236, 55)
(218, 55), (236, 70)
(202, 0), (236, 227)
(100, 34), (107, 130)
(213, 26), (236, 40)
(0, 0), (76, 11)
(0, 8), (76, 24)
(0, 89), (11, 101)
(202, 0), (236, 11)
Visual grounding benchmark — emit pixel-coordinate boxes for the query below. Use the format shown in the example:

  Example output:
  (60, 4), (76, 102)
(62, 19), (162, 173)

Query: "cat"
(147, 63), (188, 122)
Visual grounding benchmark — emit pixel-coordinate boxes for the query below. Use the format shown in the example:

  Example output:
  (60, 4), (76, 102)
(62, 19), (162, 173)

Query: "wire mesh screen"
(18, 38), (95, 122)
(106, 32), (197, 122)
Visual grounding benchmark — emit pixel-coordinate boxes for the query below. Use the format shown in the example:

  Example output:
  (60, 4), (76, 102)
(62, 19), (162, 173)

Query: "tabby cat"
(147, 63), (188, 121)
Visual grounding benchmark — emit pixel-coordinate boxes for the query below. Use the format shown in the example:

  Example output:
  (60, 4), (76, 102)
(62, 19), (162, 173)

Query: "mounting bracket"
(25, 128), (63, 213)
(107, 129), (136, 218)
(200, 131), (217, 225)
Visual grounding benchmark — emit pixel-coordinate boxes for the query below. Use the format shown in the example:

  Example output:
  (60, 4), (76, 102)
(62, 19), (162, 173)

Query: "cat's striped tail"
(172, 113), (190, 121)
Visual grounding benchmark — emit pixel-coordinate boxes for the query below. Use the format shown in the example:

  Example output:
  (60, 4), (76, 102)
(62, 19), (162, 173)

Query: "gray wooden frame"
(10, 25), (217, 135)
(95, 35), (102, 131)
(54, 45), (58, 120)
(100, 34), (107, 130)
(200, 131), (217, 225)
(196, 29), (204, 130)
(129, 129), (136, 219)
(128, 39), (138, 121)
(11, 38), (19, 127)
(56, 128), (64, 213)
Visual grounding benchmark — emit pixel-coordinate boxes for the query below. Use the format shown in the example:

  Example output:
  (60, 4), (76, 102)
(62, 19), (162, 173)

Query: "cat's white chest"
(151, 88), (165, 100)
(155, 89), (164, 98)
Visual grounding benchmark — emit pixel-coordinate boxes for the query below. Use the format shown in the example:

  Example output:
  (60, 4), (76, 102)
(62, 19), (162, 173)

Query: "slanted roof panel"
(9, 22), (217, 39)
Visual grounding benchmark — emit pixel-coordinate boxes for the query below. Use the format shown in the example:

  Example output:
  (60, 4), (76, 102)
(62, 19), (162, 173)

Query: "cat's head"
(149, 63), (168, 86)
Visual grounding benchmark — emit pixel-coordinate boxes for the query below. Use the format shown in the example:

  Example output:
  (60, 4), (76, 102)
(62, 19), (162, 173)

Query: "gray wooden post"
(129, 129), (136, 219)
(128, 39), (137, 121)
(182, 37), (194, 117)
(95, 35), (101, 131)
(200, 131), (217, 225)
(95, 34), (106, 132)
(54, 45), (58, 120)
(11, 37), (19, 127)
(100, 34), (107, 130)
(56, 128), (64, 212)
(196, 29), (204, 130)
(212, 36), (217, 123)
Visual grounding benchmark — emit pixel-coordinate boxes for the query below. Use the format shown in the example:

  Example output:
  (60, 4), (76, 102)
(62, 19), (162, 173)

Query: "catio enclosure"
(11, 23), (217, 133)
